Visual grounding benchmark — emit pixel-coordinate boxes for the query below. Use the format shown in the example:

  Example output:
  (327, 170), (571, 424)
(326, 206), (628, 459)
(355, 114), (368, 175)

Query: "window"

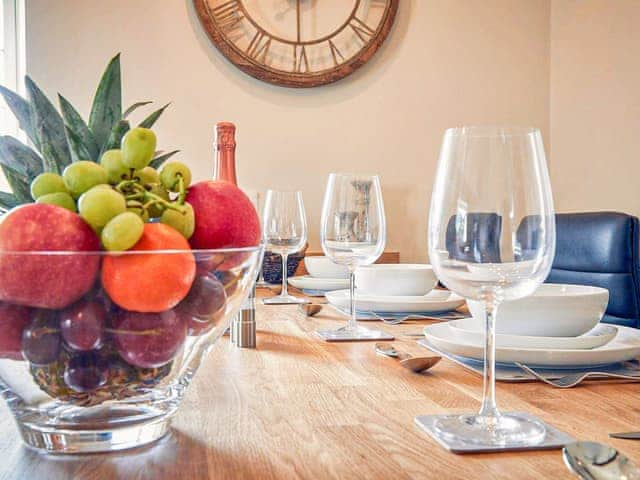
(0, 0), (25, 140)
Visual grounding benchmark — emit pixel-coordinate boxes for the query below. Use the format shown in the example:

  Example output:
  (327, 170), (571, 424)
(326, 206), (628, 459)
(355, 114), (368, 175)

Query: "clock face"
(194, 0), (399, 87)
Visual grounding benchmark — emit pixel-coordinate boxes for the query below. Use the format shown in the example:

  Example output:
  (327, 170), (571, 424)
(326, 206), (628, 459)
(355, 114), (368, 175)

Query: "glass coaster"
(415, 412), (574, 454)
(316, 326), (394, 342)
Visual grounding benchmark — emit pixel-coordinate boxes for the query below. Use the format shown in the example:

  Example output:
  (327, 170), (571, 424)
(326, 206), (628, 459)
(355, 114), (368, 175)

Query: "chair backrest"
(545, 212), (640, 328)
(445, 213), (502, 263)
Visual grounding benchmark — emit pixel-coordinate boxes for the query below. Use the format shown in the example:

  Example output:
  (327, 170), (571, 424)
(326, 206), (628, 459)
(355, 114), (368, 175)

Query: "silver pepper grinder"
(231, 285), (256, 348)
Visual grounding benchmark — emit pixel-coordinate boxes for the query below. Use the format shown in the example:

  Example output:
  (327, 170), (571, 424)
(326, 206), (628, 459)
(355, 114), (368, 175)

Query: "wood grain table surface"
(1, 288), (639, 479)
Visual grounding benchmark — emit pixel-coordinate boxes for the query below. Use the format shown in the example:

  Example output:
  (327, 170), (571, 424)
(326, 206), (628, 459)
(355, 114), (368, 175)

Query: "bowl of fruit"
(0, 57), (262, 453)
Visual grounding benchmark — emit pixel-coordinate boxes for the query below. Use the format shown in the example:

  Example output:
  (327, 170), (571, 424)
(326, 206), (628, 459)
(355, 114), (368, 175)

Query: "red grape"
(60, 301), (106, 351)
(0, 303), (31, 360)
(63, 351), (108, 392)
(112, 311), (186, 368)
(176, 274), (227, 336)
(22, 311), (61, 365)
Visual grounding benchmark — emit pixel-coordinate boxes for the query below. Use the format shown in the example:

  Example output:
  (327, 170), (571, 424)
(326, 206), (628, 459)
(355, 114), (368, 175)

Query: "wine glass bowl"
(316, 173), (392, 341)
(262, 190), (308, 305)
(427, 126), (555, 447)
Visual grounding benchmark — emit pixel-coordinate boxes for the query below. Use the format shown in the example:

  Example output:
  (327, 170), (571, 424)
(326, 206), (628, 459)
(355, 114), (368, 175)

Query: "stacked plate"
(288, 256), (349, 295)
(325, 264), (465, 316)
(423, 284), (640, 368)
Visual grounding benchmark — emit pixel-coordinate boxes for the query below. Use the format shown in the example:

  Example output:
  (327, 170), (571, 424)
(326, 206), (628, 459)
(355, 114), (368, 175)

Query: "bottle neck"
(214, 147), (237, 185)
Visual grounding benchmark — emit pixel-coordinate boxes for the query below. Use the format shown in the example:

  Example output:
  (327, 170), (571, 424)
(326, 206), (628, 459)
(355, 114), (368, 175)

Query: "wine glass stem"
(280, 253), (289, 298)
(348, 268), (357, 331)
(479, 301), (500, 419)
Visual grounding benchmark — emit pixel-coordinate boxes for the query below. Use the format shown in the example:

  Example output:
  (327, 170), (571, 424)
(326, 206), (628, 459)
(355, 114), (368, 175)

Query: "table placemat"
(417, 338), (640, 382)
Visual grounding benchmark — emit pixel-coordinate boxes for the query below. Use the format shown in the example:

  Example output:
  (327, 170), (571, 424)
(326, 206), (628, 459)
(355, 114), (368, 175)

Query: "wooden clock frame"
(193, 0), (399, 88)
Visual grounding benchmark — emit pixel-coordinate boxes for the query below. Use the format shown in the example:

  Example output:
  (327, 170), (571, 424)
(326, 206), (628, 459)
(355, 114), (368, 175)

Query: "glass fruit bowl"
(0, 246), (262, 453)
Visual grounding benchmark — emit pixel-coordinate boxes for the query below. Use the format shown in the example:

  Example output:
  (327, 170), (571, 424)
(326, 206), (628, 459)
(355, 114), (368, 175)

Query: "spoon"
(375, 343), (441, 373)
(563, 441), (640, 479)
(299, 304), (322, 317)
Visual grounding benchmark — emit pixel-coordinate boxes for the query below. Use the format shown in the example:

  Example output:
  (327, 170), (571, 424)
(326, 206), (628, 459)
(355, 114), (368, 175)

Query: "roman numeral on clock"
(211, 0), (244, 33)
(328, 40), (344, 67)
(247, 31), (271, 62)
(349, 17), (376, 43)
(293, 45), (309, 73)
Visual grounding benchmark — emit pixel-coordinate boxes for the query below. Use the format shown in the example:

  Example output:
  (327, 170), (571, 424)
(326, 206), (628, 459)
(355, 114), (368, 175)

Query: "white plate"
(325, 289), (465, 313)
(423, 322), (640, 367)
(448, 318), (618, 350)
(288, 275), (349, 291)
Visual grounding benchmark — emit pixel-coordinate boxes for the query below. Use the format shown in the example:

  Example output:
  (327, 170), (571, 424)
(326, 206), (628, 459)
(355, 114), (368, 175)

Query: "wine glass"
(262, 190), (308, 305)
(426, 126), (555, 447)
(254, 191), (269, 288)
(316, 173), (392, 341)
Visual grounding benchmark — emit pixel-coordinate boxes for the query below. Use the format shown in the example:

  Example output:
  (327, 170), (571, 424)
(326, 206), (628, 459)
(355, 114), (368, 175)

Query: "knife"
(610, 432), (640, 440)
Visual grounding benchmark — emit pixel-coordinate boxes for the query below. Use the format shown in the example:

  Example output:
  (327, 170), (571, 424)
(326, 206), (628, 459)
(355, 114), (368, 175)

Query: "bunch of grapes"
(18, 266), (229, 403)
(29, 127), (195, 251)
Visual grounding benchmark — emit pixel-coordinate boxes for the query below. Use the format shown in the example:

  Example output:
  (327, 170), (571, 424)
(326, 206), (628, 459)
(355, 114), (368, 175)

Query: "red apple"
(186, 181), (261, 249)
(0, 303), (31, 360)
(0, 204), (100, 309)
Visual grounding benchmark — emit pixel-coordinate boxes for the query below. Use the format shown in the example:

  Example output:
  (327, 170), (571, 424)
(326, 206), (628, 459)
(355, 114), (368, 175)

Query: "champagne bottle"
(213, 122), (237, 185)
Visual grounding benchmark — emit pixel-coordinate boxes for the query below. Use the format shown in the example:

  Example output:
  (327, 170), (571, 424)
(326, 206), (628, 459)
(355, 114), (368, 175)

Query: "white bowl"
(467, 283), (609, 337)
(355, 264), (438, 297)
(304, 256), (349, 279)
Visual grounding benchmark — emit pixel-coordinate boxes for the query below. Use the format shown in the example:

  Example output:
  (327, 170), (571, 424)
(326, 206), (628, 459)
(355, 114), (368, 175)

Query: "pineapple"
(0, 53), (178, 211)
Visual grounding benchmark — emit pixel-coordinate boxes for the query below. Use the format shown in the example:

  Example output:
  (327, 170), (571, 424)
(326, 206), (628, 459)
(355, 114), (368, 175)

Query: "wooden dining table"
(1, 289), (639, 480)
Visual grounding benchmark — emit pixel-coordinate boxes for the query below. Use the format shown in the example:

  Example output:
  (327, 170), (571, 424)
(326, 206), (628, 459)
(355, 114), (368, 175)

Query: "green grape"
(63, 161), (109, 198)
(146, 183), (170, 218)
(30, 172), (68, 200)
(126, 200), (150, 222)
(36, 192), (77, 212)
(134, 166), (160, 186)
(100, 149), (130, 184)
(159, 162), (192, 192)
(160, 203), (195, 239)
(121, 127), (157, 170)
(101, 212), (144, 251)
(78, 187), (126, 231)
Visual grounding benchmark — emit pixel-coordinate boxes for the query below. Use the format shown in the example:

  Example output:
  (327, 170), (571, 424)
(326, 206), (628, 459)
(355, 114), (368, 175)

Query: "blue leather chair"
(447, 211), (640, 328)
(546, 212), (640, 328)
(445, 213), (502, 263)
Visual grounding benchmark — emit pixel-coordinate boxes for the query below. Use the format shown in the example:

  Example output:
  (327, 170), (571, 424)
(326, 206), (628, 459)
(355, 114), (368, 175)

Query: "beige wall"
(550, 0), (640, 216)
(24, 0), (550, 262)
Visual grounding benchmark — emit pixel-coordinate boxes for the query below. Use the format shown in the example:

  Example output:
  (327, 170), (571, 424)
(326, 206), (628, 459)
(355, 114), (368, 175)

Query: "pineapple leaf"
(0, 85), (38, 148)
(89, 53), (122, 153)
(123, 101), (152, 118)
(149, 150), (179, 169)
(1, 164), (31, 204)
(139, 102), (170, 129)
(0, 135), (44, 179)
(64, 126), (93, 162)
(0, 191), (19, 211)
(25, 76), (72, 173)
(101, 119), (130, 155)
(58, 94), (99, 161)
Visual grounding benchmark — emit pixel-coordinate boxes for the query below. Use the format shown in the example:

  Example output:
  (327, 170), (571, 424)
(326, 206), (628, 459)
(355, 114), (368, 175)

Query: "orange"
(102, 223), (196, 312)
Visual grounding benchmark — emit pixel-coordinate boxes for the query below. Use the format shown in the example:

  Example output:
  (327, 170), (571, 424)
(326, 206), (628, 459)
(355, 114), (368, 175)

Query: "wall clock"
(193, 0), (399, 88)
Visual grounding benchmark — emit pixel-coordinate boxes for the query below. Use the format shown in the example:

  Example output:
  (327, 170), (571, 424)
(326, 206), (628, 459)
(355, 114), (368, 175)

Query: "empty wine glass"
(424, 126), (555, 448)
(262, 190), (308, 305)
(254, 191), (269, 288)
(316, 173), (392, 341)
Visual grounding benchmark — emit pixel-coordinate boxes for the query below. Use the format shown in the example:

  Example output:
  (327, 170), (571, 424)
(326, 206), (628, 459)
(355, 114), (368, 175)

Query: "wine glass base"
(414, 412), (570, 453)
(316, 326), (394, 342)
(262, 294), (309, 305)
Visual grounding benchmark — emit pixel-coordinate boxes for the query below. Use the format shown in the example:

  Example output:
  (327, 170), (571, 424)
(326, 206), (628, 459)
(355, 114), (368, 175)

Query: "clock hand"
(296, 0), (301, 43)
